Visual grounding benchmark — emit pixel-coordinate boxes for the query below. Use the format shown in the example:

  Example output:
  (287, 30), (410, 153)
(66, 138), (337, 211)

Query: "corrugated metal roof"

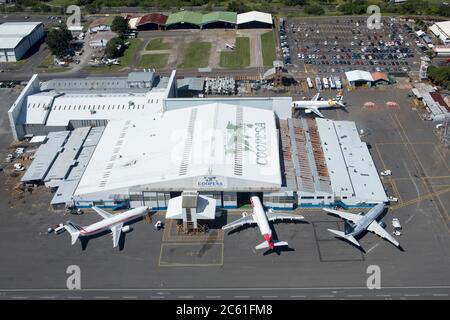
(177, 77), (205, 91)
(345, 70), (374, 82)
(137, 13), (168, 26)
(166, 11), (203, 26)
(0, 22), (43, 49)
(21, 131), (70, 182)
(50, 127), (105, 205)
(202, 11), (237, 25)
(430, 92), (450, 112)
(45, 127), (91, 183)
(236, 11), (272, 25)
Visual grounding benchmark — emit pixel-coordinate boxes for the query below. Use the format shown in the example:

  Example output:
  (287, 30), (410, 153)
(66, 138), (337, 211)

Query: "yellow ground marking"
(390, 179), (403, 204)
(390, 187), (450, 215)
(390, 114), (450, 230)
(158, 243), (224, 267)
(375, 144), (388, 170)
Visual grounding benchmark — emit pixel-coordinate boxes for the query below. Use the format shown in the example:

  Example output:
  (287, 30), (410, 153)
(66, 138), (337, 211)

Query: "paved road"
(1, 286), (449, 300)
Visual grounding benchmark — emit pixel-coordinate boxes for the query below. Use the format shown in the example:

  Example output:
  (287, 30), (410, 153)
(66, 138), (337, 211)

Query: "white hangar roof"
(74, 104), (282, 198)
(429, 21), (450, 40)
(237, 11), (272, 25)
(0, 22), (42, 49)
(345, 70), (374, 83)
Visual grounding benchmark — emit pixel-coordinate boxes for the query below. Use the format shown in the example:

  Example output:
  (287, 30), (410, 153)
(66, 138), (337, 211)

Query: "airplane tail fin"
(327, 229), (360, 247)
(255, 240), (288, 250)
(334, 92), (345, 107)
(64, 221), (81, 245)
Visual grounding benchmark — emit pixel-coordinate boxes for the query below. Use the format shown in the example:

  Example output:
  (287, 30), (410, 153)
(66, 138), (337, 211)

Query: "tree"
(283, 0), (306, 6)
(105, 37), (124, 58)
(111, 16), (128, 36)
(304, 3), (325, 15)
(46, 26), (72, 58)
(227, 1), (250, 13)
(428, 65), (450, 90)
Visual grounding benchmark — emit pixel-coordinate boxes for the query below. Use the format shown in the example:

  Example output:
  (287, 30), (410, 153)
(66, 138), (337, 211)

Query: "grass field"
(261, 31), (277, 67)
(36, 53), (66, 72)
(220, 37), (250, 69)
(84, 38), (141, 73)
(145, 38), (170, 51)
(178, 42), (211, 69)
(138, 54), (169, 69)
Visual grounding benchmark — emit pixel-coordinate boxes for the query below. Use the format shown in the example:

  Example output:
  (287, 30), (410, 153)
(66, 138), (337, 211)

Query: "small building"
(237, 11), (273, 29)
(89, 16), (114, 33)
(177, 77), (205, 97)
(429, 21), (450, 45)
(135, 13), (168, 30)
(263, 60), (295, 85)
(89, 31), (117, 48)
(0, 22), (44, 62)
(371, 72), (390, 85)
(345, 70), (374, 87)
(433, 46), (450, 57)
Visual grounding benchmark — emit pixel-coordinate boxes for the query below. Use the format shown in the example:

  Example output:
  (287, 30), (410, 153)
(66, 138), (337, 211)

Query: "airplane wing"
(267, 212), (305, 222)
(110, 223), (123, 248)
(308, 107), (324, 118)
(221, 215), (255, 231)
(312, 93), (320, 101)
(323, 208), (363, 224)
(92, 206), (113, 219)
(367, 220), (400, 247)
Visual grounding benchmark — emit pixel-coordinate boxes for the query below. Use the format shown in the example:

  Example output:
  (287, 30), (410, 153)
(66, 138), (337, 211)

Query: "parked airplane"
(225, 43), (235, 50)
(292, 92), (346, 117)
(222, 196), (304, 250)
(64, 206), (149, 248)
(324, 203), (400, 248)
(104, 58), (119, 65)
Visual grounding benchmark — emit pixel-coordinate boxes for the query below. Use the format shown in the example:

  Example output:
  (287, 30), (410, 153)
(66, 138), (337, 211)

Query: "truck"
(322, 77), (329, 89)
(306, 77), (314, 89)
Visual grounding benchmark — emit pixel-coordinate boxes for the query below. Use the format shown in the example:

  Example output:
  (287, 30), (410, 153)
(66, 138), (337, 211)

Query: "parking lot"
(280, 16), (421, 77)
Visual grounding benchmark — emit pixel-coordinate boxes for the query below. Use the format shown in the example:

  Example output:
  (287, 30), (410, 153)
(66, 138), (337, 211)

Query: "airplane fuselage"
(293, 100), (337, 108)
(250, 196), (273, 248)
(347, 203), (385, 237)
(79, 206), (148, 236)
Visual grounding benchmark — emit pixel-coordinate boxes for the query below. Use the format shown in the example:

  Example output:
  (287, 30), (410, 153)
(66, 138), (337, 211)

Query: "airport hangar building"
(0, 22), (44, 62)
(10, 71), (387, 211)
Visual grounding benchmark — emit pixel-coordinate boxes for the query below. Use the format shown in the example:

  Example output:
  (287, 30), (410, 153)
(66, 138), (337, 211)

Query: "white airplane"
(64, 206), (149, 248)
(225, 43), (235, 50)
(104, 58), (119, 65)
(324, 203), (400, 248)
(222, 196), (304, 250)
(292, 92), (346, 117)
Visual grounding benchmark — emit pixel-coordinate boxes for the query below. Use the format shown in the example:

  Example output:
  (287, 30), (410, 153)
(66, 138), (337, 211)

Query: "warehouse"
(69, 106), (386, 209)
(8, 71), (177, 140)
(0, 22), (44, 62)
(165, 11), (203, 30)
(345, 70), (374, 87)
(14, 70), (387, 210)
(135, 13), (168, 30)
(236, 11), (273, 29)
(201, 12), (237, 29)
(429, 21), (450, 44)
